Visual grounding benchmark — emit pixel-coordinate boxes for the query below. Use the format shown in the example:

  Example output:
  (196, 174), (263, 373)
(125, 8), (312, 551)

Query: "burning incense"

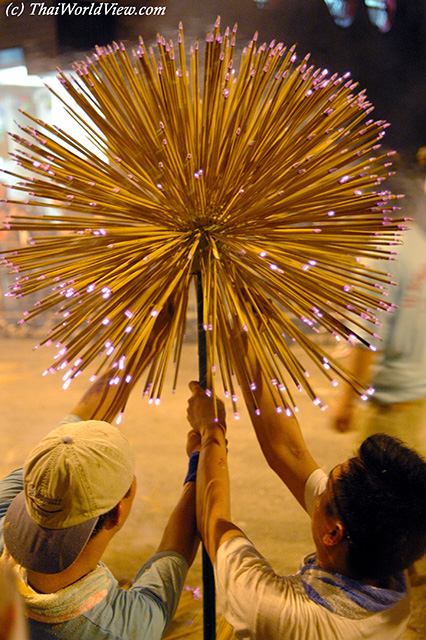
(1, 19), (404, 421)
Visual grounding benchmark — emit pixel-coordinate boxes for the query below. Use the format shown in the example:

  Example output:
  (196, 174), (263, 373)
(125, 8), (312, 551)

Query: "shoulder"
(132, 551), (189, 592)
(54, 557), (188, 639)
(215, 536), (303, 595)
(214, 537), (333, 637)
(304, 468), (328, 516)
(128, 552), (188, 626)
(0, 468), (24, 499)
(0, 468), (24, 551)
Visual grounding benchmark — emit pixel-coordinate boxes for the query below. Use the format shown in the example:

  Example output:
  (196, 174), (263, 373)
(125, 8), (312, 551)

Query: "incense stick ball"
(1, 19), (404, 421)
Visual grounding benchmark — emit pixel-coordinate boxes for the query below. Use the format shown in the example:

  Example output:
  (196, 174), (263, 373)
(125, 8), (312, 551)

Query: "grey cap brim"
(4, 492), (98, 574)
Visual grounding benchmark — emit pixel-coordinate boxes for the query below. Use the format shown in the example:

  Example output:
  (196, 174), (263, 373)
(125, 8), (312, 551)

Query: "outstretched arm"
(187, 382), (245, 563)
(70, 304), (173, 422)
(155, 431), (200, 567)
(233, 332), (319, 509)
(69, 370), (119, 421)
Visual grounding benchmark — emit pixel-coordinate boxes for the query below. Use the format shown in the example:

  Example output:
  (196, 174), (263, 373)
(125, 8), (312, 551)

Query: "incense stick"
(1, 18), (405, 418)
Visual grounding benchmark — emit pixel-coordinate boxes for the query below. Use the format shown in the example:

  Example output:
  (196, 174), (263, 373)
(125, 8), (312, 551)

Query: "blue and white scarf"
(300, 553), (407, 620)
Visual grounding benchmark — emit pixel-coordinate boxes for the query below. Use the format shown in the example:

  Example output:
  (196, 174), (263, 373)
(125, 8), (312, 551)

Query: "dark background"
(1, 0), (426, 162)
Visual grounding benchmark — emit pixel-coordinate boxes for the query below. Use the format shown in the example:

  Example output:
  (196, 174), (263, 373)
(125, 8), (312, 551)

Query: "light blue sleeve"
(75, 553), (189, 640)
(129, 551), (189, 629)
(0, 467), (24, 551)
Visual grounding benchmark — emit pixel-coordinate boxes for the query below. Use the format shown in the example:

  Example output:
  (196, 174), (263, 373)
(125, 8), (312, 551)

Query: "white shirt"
(214, 469), (410, 640)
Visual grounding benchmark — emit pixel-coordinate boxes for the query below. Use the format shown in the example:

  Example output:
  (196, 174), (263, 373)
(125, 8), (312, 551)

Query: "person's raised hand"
(186, 381), (226, 436)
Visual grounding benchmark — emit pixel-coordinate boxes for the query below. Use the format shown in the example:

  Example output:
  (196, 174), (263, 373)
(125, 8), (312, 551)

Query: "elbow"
(262, 440), (310, 471)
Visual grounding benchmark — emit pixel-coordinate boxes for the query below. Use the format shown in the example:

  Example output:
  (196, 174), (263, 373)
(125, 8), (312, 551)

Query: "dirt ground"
(1, 332), (425, 638)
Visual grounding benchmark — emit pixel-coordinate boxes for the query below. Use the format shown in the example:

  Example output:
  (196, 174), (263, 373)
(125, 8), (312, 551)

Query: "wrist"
(200, 421), (226, 438)
(200, 424), (227, 449)
(184, 451), (199, 483)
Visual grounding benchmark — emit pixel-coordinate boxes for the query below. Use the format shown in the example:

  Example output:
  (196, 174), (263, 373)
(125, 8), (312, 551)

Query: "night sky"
(116, 0), (426, 162)
(2, 0), (426, 161)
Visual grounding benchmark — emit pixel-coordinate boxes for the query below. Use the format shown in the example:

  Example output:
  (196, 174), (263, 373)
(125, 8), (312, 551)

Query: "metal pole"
(196, 270), (216, 640)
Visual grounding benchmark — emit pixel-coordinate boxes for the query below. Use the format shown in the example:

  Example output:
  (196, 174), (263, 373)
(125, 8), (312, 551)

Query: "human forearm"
(196, 424), (245, 562)
(69, 370), (118, 421)
(187, 383), (245, 562)
(234, 335), (318, 507)
(69, 304), (173, 422)
(156, 482), (199, 566)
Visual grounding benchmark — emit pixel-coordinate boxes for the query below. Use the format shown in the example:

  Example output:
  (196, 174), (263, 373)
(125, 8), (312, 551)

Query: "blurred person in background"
(332, 165), (426, 458)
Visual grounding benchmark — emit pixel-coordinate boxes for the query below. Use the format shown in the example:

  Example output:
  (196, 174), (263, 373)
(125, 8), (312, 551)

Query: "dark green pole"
(196, 270), (216, 640)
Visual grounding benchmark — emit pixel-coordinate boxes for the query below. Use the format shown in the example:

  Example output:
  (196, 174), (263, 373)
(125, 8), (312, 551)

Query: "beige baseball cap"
(4, 420), (135, 574)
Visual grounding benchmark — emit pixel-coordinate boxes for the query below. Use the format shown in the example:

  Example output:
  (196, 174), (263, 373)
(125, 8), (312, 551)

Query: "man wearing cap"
(0, 357), (200, 639)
